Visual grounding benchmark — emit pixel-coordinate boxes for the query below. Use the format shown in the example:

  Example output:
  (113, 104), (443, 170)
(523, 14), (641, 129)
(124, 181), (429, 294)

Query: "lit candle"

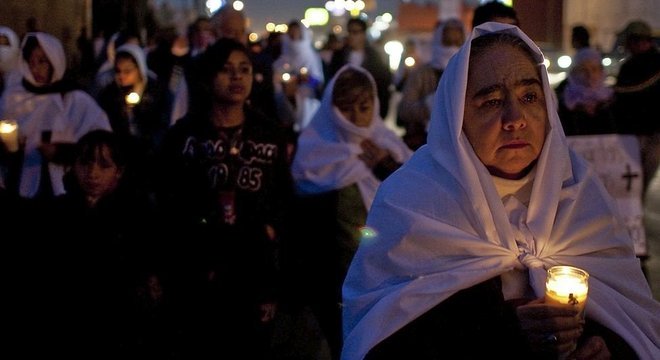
(0, 120), (19, 153)
(545, 265), (589, 313)
(125, 92), (141, 106)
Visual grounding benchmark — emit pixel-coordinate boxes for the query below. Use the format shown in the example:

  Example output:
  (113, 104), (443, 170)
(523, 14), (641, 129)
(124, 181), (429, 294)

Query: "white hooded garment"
(341, 23), (660, 360)
(0, 26), (20, 74)
(0, 32), (111, 198)
(292, 64), (412, 211)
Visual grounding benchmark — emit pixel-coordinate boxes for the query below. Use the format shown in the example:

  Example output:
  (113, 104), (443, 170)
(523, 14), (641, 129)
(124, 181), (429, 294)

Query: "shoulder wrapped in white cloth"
(292, 64), (412, 210)
(341, 23), (660, 360)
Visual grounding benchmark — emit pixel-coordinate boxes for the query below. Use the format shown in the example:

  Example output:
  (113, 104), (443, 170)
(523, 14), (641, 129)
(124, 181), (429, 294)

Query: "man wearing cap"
(613, 20), (660, 194)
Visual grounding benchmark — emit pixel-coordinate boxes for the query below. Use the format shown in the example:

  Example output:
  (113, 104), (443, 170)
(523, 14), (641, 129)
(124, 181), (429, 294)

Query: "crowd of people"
(0, 1), (658, 359)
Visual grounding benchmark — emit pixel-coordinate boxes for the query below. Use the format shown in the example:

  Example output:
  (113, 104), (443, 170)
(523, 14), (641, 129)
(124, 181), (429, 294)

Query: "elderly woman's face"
(463, 44), (548, 179)
(573, 59), (603, 88)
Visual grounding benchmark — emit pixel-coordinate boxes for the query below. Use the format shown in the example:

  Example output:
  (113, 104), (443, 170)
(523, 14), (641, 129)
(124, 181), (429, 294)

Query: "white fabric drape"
(341, 23), (660, 360)
(115, 43), (150, 88)
(0, 26), (20, 74)
(292, 64), (412, 211)
(0, 32), (111, 198)
(273, 24), (324, 84)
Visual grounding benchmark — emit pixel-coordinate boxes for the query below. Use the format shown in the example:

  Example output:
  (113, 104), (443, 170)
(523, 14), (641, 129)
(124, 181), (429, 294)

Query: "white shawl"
(115, 43), (150, 88)
(0, 32), (111, 198)
(341, 23), (660, 360)
(0, 26), (20, 74)
(292, 64), (412, 210)
(273, 23), (325, 84)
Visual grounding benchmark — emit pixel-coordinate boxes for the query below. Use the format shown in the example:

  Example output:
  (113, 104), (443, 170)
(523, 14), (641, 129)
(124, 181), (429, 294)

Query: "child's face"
(74, 145), (123, 203)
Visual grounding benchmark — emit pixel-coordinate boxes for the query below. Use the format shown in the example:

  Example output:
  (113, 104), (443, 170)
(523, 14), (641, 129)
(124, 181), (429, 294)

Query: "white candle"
(0, 120), (19, 152)
(545, 265), (589, 313)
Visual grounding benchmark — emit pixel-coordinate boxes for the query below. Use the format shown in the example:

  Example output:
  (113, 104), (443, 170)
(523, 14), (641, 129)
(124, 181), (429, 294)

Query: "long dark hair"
(21, 34), (77, 94)
(64, 130), (129, 194)
(187, 38), (251, 117)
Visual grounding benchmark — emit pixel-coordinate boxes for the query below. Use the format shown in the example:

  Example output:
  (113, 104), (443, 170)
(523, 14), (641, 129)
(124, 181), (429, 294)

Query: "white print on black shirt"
(182, 136), (278, 191)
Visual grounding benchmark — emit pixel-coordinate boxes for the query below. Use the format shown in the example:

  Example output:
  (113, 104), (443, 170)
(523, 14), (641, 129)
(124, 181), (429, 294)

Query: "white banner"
(566, 134), (647, 256)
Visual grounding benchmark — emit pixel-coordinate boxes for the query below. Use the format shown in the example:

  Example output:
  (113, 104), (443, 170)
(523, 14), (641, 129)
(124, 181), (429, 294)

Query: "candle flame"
(125, 92), (141, 105)
(0, 120), (17, 134)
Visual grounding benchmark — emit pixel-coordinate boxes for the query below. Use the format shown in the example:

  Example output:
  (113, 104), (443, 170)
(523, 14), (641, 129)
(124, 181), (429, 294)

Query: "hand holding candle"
(0, 120), (19, 153)
(545, 265), (589, 314)
(545, 265), (589, 358)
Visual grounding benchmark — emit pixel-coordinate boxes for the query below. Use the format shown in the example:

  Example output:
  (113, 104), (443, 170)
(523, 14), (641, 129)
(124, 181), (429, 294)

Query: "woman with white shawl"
(342, 23), (659, 360)
(556, 47), (617, 136)
(289, 64), (412, 360)
(0, 26), (20, 96)
(396, 18), (465, 150)
(273, 20), (324, 132)
(0, 32), (110, 199)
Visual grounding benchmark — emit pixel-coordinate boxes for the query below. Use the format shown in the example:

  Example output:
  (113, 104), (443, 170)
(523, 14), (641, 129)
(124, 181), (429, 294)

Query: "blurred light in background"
(305, 8), (330, 26)
(557, 55), (572, 69)
(274, 24), (288, 33)
(232, 1), (244, 11)
(543, 57), (551, 69)
(384, 40), (403, 71)
(206, 0), (224, 14)
(404, 56), (415, 67)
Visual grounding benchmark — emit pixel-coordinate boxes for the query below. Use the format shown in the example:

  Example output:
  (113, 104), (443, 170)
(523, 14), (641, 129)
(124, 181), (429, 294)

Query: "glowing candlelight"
(281, 72), (291, 82)
(0, 120), (19, 152)
(404, 56), (416, 67)
(545, 265), (589, 313)
(125, 92), (141, 106)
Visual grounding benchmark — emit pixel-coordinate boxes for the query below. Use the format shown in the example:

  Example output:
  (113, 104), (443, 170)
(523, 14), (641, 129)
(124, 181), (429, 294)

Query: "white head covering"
(429, 18), (464, 71)
(0, 26), (20, 73)
(341, 22), (659, 360)
(292, 64), (412, 210)
(563, 47), (613, 111)
(114, 43), (149, 86)
(19, 32), (66, 86)
(273, 22), (324, 83)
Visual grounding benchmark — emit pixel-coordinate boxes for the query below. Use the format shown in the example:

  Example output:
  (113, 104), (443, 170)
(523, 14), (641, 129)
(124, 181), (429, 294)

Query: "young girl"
(156, 38), (293, 358)
(288, 64), (412, 359)
(0, 32), (110, 199)
(33, 130), (167, 357)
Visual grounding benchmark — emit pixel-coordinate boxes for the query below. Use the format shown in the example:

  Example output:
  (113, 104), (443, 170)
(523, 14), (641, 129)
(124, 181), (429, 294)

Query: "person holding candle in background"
(272, 20), (324, 135)
(0, 32), (110, 200)
(97, 43), (167, 193)
(341, 23), (659, 360)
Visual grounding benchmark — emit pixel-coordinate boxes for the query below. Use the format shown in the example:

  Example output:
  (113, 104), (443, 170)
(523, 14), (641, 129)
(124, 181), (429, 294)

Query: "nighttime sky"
(240, 0), (401, 32)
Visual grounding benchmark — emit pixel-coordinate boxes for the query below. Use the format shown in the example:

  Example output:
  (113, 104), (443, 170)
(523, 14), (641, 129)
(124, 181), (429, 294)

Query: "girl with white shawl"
(0, 32), (111, 199)
(290, 64), (412, 360)
(342, 23), (659, 360)
(292, 64), (412, 211)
